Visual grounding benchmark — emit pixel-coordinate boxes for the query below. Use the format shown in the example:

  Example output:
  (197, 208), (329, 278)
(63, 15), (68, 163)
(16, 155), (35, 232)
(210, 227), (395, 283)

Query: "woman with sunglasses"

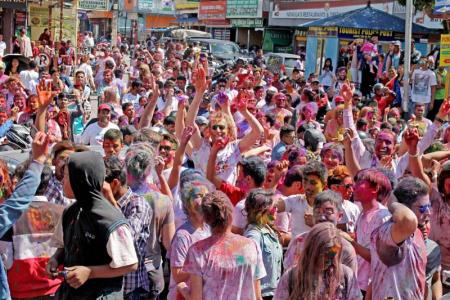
(244, 189), (282, 300)
(275, 222), (361, 300)
(186, 65), (264, 185)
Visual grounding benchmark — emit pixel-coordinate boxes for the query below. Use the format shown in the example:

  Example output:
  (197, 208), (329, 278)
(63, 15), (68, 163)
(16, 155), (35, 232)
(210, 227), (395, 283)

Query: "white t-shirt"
(411, 69), (437, 104)
(284, 194), (313, 237)
(81, 122), (119, 145)
(192, 139), (241, 185)
(19, 70), (39, 94)
(122, 93), (141, 110)
(339, 200), (361, 233)
(156, 96), (179, 114)
(0, 41), (6, 56)
(232, 199), (247, 229)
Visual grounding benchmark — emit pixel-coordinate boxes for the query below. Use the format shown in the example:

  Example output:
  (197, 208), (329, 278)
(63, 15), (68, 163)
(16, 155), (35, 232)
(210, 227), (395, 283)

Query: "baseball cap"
(195, 116), (209, 126)
(393, 40), (402, 47)
(98, 103), (112, 111)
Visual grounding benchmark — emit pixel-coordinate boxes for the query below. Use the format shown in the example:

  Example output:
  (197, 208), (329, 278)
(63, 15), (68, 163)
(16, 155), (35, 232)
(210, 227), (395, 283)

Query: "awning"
(302, 4), (434, 34)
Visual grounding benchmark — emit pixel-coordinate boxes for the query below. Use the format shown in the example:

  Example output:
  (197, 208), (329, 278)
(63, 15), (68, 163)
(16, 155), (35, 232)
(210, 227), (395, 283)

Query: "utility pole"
(111, 0), (118, 47)
(402, 0), (413, 114)
(59, 0), (64, 42)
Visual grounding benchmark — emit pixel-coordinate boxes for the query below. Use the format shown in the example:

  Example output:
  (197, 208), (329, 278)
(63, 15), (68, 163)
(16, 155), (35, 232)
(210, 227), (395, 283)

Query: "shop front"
(198, 0), (230, 40)
(0, 0), (27, 52)
(226, 0), (263, 49)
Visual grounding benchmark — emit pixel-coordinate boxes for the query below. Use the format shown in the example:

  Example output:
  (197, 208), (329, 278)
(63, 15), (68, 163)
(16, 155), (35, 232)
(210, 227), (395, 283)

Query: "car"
(265, 53), (301, 76)
(188, 38), (252, 64)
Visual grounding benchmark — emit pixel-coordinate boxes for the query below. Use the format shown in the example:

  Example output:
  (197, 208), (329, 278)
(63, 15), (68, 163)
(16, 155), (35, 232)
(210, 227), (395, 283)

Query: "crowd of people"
(0, 28), (449, 300)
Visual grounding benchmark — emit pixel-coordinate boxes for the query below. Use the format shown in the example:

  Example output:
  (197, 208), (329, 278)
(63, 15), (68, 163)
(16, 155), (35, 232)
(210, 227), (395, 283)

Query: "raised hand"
(340, 82), (353, 108)
(155, 156), (165, 174)
(194, 65), (207, 92)
(32, 131), (51, 164)
(404, 127), (419, 152)
(180, 126), (195, 146)
(37, 80), (56, 109)
(211, 136), (229, 153)
(343, 128), (355, 148)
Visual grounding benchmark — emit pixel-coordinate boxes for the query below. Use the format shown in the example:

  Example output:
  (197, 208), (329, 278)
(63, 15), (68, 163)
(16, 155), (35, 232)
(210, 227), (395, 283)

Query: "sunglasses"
(211, 124), (226, 131)
(159, 145), (173, 152)
(415, 203), (432, 214)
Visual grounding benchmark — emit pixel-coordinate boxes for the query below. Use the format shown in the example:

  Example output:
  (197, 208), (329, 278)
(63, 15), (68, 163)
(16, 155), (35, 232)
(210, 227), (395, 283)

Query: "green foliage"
(396, 0), (434, 10)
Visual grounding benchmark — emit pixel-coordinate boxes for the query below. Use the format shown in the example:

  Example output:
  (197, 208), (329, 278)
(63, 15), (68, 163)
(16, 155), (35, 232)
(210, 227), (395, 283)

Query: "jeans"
(124, 288), (149, 300)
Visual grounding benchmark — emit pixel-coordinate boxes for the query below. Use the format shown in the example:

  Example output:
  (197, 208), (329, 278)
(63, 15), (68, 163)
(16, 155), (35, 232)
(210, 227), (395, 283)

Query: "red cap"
(98, 103), (111, 111)
(335, 96), (345, 105)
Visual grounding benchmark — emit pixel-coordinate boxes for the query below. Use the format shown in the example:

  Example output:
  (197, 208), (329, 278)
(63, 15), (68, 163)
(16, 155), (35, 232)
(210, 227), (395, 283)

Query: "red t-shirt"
(219, 181), (245, 206)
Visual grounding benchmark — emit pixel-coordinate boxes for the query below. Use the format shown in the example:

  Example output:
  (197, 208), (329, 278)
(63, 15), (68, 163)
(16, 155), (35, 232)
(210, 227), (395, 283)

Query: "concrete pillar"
(3, 8), (14, 53)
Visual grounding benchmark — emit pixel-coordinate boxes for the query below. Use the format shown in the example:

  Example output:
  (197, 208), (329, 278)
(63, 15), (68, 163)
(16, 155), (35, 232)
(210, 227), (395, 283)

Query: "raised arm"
(206, 138), (226, 189)
(389, 202), (418, 244)
(237, 97), (264, 153)
(185, 66), (207, 150)
(405, 128), (432, 188)
(138, 76), (160, 129)
(168, 126), (195, 191)
(35, 81), (56, 132)
(343, 128), (361, 178)
(0, 132), (49, 238)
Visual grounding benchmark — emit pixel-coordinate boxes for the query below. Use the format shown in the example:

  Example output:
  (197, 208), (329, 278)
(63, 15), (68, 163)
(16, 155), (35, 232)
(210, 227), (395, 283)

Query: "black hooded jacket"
(60, 151), (128, 299)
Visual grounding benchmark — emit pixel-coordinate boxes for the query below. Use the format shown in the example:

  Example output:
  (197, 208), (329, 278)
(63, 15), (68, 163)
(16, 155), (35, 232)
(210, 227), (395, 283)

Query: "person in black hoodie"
(47, 151), (138, 299)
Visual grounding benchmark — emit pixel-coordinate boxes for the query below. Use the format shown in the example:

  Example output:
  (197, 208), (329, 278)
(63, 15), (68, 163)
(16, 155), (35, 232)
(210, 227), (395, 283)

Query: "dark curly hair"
(201, 191), (233, 234)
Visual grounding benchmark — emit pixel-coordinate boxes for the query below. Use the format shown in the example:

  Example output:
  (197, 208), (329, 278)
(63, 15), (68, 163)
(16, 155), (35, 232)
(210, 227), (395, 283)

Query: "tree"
(397, 0), (434, 11)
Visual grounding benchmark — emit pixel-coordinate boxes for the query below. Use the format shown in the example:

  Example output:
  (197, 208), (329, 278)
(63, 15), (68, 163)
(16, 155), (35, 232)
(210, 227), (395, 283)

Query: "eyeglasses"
(313, 207), (336, 216)
(414, 203), (432, 214)
(211, 124), (226, 131)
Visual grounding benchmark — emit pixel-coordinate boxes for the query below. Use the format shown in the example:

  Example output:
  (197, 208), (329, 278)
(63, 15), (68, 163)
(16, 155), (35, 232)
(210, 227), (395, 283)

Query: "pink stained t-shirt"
(370, 221), (427, 300)
(274, 264), (362, 300)
(355, 203), (391, 291)
(182, 232), (266, 300)
(429, 188), (450, 270)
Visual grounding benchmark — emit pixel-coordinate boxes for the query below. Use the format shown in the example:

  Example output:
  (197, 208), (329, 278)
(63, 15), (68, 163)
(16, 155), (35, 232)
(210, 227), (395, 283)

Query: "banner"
(440, 34), (450, 67)
(79, 0), (109, 10)
(198, 1), (226, 20)
(435, 0), (450, 14)
(226, 0), (262, 18)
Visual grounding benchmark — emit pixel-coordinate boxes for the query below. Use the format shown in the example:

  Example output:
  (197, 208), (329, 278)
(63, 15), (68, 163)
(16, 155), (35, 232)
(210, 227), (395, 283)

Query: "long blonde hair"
(290, 222), (343, 300)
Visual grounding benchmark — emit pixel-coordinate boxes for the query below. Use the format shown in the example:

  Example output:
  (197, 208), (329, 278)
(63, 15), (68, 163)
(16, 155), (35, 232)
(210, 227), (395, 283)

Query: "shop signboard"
(226, 0), (262, 19)
(198, 1), (226, 20)
(307, 26), (338, 38)
(138, 0), (153, 11)
(440, 34), (450, 67)
(272, 0), (393, 19)
(175, 0), (199, 10)
(338, 27), (394, 41)
(230, 18), (263, 28)
(79, 0), (109, 10)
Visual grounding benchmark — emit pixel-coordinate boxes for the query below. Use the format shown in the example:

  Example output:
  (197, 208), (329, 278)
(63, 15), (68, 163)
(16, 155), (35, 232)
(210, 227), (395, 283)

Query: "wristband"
(408, 151), (420, 158)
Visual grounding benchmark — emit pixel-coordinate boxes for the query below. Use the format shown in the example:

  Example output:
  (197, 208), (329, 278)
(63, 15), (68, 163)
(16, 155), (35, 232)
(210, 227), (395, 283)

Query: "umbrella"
(3, 54), (30, 74)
